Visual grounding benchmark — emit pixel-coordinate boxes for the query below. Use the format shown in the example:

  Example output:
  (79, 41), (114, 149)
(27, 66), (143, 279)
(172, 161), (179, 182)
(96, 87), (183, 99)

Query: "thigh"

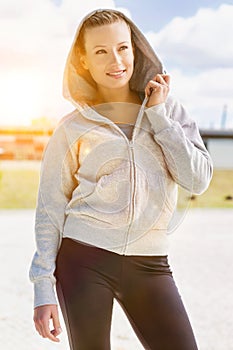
(119, 256), (198, 350)
(55, 238), (114, 350)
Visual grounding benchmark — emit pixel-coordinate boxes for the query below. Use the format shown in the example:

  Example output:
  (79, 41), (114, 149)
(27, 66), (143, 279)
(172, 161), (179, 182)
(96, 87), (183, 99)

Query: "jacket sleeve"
(29, 119), (79, 308)
(145, 97), (213, 194)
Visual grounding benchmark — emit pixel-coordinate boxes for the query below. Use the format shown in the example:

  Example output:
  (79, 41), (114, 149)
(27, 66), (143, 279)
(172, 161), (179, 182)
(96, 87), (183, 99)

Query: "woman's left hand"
(145, 74), (170, 107)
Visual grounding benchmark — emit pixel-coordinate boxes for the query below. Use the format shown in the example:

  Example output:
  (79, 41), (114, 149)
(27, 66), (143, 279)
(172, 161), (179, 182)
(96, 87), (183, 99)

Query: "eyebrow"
(92, 41), (130, 50)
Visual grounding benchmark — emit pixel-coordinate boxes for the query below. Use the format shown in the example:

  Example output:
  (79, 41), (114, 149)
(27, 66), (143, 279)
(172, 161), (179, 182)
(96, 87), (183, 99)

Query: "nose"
(109, 49), (122, 64)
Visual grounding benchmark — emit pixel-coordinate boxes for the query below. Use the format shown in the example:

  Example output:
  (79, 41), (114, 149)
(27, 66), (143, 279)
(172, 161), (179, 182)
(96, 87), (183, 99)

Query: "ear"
(80, 55), (88, 70)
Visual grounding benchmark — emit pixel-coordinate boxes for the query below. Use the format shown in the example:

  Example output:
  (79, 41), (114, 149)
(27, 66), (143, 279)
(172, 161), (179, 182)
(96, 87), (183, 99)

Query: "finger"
(145, 80), (161, 97)
(36, 316), (60, 342)
(35, 323), (42, 336)
(162, 74), (171, 85)
(42, 322), (60, 342)
(155, 74), (170, 86)
(51, 308), (62, 337)
(51, 327), (62, 337)
(155, 74), (165, 84)
(34, 315), (43, 336)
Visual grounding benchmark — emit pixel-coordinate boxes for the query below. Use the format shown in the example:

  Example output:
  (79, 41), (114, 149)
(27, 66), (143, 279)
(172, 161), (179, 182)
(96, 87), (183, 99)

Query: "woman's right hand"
(33, 304), (62, 342)
(145, 74), (170, 108)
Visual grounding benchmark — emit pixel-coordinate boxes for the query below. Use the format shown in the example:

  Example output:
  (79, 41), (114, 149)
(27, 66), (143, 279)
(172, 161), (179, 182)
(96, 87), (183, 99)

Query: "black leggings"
(55, 238), (198, 350)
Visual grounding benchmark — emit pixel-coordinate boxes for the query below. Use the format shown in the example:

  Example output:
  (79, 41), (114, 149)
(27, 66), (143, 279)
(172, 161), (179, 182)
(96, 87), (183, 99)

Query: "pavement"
(0, 208), (233, 350)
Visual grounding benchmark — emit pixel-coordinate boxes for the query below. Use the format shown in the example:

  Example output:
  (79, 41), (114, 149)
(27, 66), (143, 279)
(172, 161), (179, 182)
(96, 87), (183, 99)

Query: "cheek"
(88, 63), (105, 82)
(126, 53), (135, 72)
(125, 51), (134, 66)
(89, 56), (107, 72)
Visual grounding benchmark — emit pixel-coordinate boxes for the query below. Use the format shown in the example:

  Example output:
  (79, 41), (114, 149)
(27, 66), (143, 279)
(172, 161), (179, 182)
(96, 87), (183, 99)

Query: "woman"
(30, 9), (213, 349)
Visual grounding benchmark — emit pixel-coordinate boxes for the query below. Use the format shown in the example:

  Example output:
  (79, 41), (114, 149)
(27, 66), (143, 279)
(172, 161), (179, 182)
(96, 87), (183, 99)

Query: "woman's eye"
(119, 45), (128, 51)
(96, 49), (106, 54)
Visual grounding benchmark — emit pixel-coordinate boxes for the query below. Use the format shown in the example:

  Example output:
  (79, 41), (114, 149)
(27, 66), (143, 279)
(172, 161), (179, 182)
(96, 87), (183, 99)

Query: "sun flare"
(0, 70), (44, 126)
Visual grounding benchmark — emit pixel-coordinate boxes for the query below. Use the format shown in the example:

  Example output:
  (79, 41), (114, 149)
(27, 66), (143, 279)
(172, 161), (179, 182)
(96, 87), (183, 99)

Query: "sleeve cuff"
(146, 103), (173, 134)
(34, 278), (58, 308)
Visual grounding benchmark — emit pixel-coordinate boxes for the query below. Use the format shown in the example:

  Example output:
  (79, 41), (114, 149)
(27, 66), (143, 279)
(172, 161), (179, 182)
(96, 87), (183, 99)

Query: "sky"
(1, 0), (233, 128)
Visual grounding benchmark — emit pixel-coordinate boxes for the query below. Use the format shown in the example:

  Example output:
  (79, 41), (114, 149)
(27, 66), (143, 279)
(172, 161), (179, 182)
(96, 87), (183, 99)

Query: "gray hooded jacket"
(29, 9), (213, 308)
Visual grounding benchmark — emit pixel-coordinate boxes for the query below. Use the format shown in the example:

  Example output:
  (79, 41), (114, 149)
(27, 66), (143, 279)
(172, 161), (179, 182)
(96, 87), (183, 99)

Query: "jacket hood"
(63, 9), (164, 108)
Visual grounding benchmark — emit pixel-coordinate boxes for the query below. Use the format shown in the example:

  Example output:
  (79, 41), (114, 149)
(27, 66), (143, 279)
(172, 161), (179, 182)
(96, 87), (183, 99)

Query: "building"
(0, 127), (52, 160)
(0, 126), (233, 169)
(200, 129), (233, 169)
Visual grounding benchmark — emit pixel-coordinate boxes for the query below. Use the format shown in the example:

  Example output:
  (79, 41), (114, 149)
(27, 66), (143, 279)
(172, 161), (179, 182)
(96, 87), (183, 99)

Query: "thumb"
(51, 307), (62, 336)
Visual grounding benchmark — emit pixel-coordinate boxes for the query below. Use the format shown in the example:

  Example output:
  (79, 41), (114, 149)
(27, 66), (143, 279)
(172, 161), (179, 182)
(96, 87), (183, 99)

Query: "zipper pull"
(129, 140), (134, 148)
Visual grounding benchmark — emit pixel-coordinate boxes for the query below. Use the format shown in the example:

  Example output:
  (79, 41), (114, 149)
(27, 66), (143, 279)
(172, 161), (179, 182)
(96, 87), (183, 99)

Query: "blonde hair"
(76, 9), (132, 54)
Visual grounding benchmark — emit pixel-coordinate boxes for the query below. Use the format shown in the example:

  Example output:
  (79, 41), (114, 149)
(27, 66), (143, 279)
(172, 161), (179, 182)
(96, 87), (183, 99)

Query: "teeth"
(108, 70), (125, 76)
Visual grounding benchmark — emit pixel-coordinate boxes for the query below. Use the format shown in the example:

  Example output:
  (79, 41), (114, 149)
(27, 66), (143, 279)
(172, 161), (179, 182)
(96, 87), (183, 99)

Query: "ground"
(0, 208), (233, 349)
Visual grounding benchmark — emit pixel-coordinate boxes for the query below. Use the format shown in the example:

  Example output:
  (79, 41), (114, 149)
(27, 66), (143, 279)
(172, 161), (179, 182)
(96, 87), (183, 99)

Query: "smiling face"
(80, 20), (135, 97)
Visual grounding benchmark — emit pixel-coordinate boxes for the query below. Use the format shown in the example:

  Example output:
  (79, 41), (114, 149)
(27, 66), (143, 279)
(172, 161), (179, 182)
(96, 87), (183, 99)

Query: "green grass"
(0, 164), (232, 209)
(178, 169), (233, 209)
(0, 168), (39, 209)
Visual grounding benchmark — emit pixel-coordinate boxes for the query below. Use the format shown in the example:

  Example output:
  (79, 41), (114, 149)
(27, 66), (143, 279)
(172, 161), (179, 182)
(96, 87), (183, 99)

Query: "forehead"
(84, 20), (131, 49)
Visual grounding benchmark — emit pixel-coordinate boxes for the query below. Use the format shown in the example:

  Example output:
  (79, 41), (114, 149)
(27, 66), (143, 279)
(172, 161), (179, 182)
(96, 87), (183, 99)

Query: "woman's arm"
(29, 117), (79, 308)
(146, 97), (213, 194)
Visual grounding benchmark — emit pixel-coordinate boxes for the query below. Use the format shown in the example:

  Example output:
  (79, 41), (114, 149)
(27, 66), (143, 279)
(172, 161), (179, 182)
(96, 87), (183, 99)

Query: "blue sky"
(114, 0), (233, 31)
(52, 0), (233, 31)
(1, 0), (233, 128)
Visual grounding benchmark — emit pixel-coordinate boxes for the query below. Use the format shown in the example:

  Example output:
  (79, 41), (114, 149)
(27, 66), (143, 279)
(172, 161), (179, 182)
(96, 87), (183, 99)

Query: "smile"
(106, 70), (126, 78)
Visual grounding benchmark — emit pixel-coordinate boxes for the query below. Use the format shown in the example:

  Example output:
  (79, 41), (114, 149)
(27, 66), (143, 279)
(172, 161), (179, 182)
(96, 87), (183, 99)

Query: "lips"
(106, 69), (126, 77)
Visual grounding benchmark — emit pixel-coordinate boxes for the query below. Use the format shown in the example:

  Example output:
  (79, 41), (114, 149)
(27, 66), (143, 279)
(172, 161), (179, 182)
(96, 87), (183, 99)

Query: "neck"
(96, 85), (141, 105)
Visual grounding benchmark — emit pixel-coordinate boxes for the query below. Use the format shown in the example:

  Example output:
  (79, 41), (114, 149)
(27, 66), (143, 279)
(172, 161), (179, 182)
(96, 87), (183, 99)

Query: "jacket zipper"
(122, 140), (136, 254)
(105, 126), (136, 254)
(81, 98), (148, 254)
(103, 98), (148, 254)
(121, 97), (148, 254)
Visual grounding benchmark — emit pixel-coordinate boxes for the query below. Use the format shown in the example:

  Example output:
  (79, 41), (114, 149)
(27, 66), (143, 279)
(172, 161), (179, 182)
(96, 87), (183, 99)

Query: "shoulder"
(165, 94), (193, 124)
(165, 94), (180, 111)
(48, 109), (84, 144)
(57, 109), (82, 128)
